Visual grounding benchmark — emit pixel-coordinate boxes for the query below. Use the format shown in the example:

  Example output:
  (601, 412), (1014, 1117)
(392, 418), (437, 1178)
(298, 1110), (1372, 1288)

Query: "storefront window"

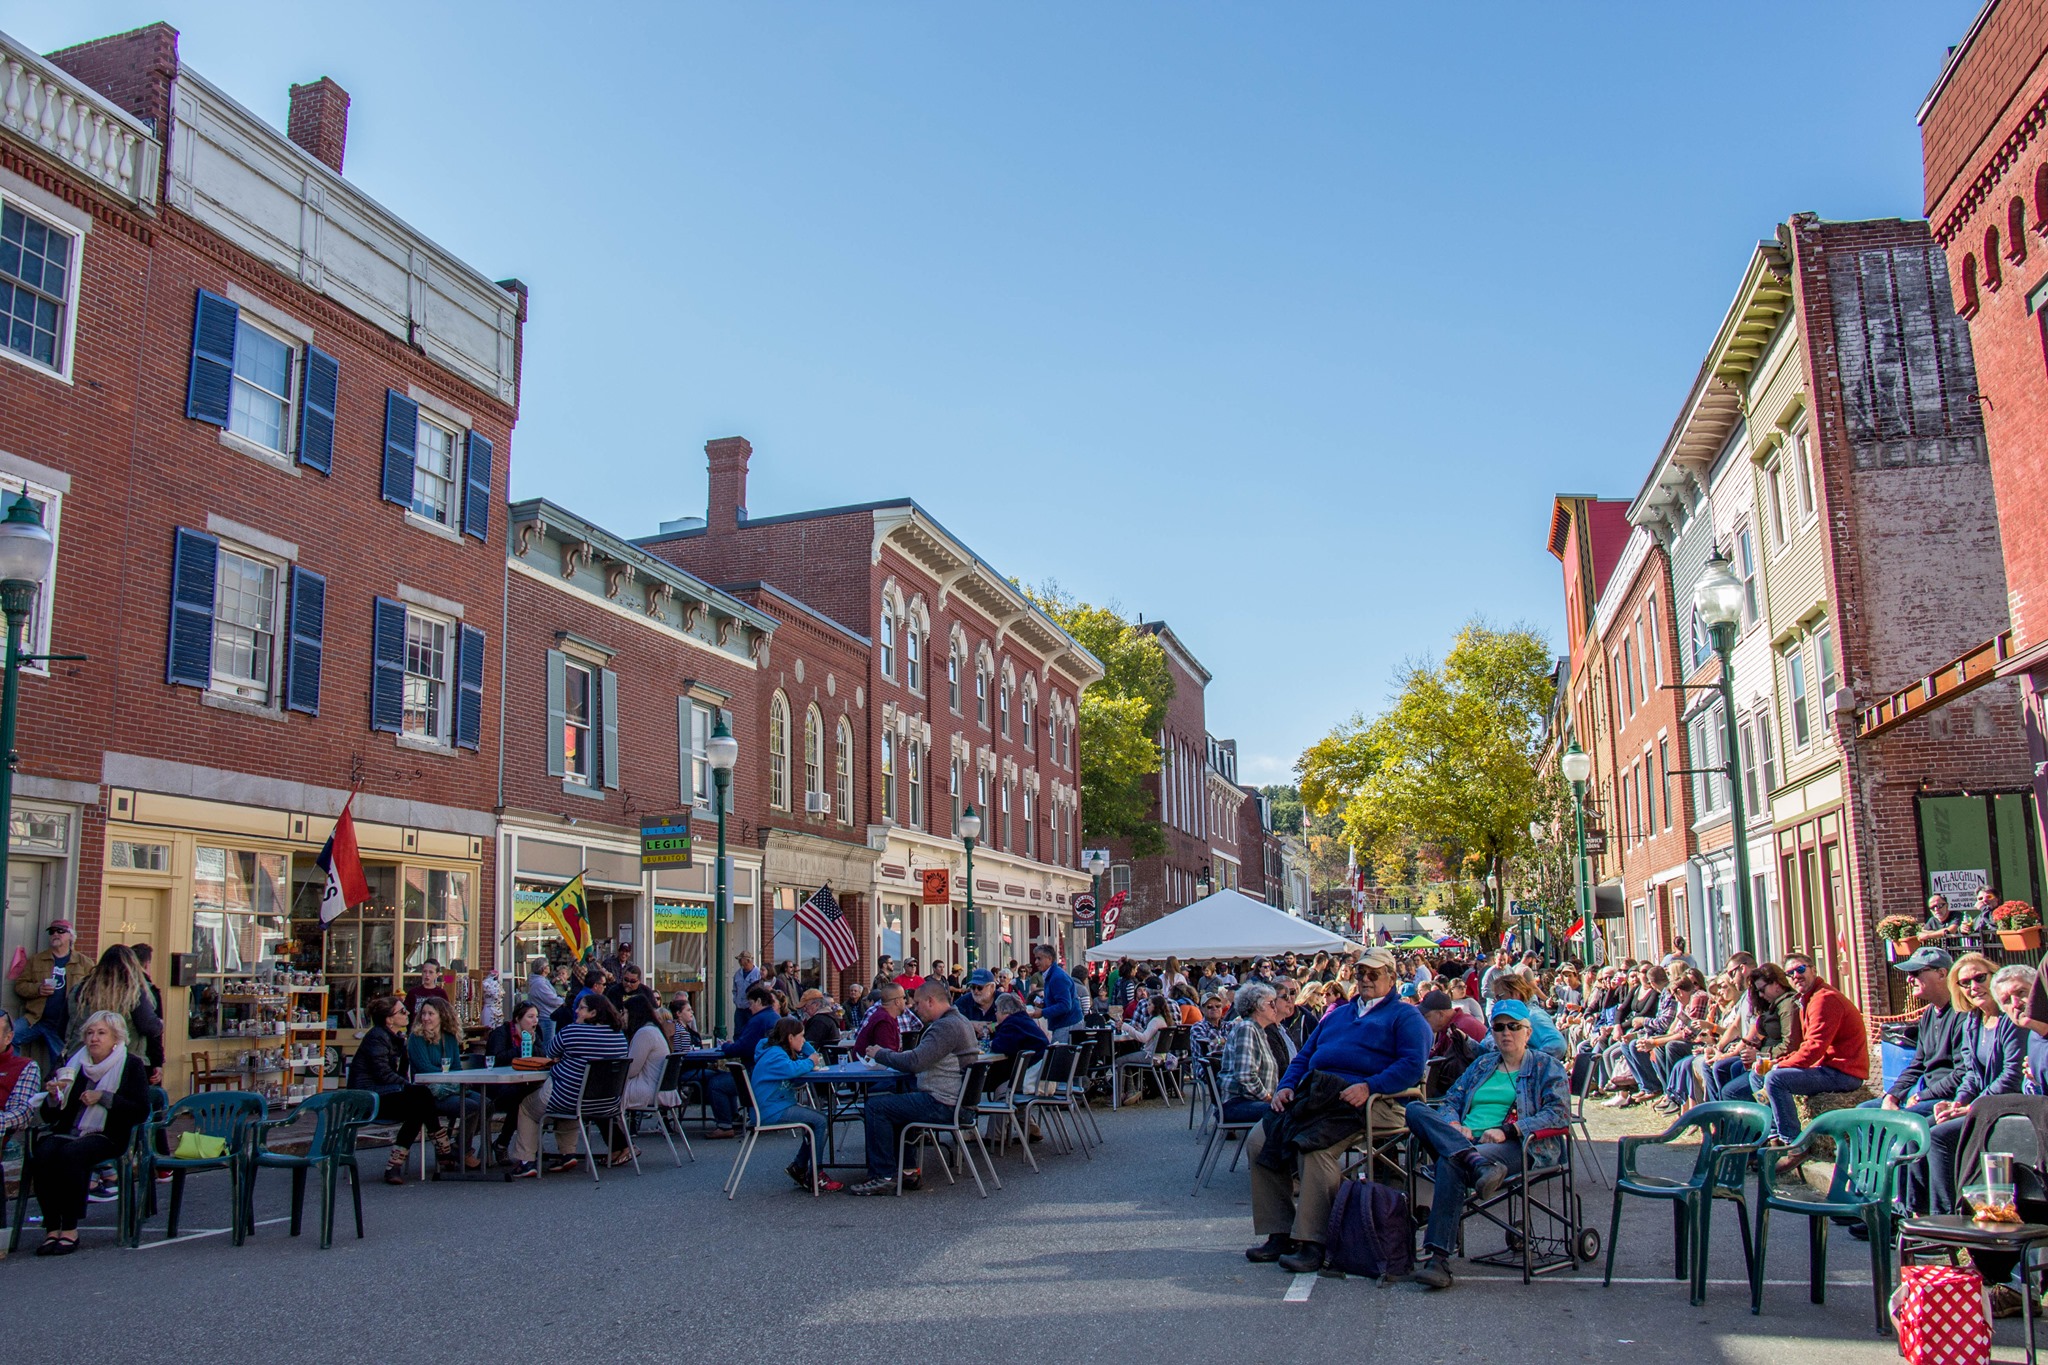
(879, 904), (904, 963)
(188, 845), (292, 1037)
(308, 863), (400, 1024)
(404, 866), (471, 970)
(652, 896), (709, 995)
(772, 886), (822, 988)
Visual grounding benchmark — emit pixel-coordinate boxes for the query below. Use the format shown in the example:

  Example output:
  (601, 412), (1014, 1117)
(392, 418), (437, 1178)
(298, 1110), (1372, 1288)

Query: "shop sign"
(1583, 829), (1608, 855)
(640, 816), (693, 871)
(1072, 892), (1097, 927)
(654, 900), (708, 934)
(921, 868), (950, 904)
(1930, 868), (1988, 903)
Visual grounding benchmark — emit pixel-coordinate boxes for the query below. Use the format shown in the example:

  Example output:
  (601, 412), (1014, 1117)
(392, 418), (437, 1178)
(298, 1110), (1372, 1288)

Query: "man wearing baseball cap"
(954, 969), (1000, 1025)
(1865, 946), (1965, 1117)
(7, 919), (75, 1067)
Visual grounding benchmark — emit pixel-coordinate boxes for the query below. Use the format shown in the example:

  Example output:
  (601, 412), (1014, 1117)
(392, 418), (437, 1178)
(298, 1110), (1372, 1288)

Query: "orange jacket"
(1776, 982), (1868, 1079)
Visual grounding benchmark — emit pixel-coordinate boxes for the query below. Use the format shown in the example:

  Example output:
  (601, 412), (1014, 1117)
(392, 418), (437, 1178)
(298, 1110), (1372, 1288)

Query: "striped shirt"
(544, 1022), (631, 1116)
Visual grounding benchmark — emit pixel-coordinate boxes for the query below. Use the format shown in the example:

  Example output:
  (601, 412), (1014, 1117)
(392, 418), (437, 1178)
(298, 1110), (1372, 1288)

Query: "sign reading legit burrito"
(640, 816), (693, 871)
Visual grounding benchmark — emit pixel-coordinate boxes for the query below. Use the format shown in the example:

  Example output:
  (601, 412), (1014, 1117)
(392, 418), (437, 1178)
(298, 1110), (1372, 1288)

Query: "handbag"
(172, 1131), (229, 1160)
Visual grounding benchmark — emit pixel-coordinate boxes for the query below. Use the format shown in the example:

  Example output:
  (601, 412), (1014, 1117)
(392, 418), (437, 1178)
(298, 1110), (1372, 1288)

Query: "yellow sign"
(655, 900), (708, 934)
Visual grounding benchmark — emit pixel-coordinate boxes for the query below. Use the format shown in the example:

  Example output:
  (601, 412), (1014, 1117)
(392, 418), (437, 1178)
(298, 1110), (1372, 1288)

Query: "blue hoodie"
(749, 1040), (821, 1123)
(721, 1005), (782, 1062)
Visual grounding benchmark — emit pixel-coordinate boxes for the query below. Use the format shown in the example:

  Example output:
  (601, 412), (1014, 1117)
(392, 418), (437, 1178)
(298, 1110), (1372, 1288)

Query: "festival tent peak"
(1084, 888), (1361, 962)
(1396, 933), (1438, 950)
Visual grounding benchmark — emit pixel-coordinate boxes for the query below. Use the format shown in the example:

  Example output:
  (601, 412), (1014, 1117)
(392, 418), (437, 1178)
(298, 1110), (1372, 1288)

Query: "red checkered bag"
(1890, 1264), (1990, 1365)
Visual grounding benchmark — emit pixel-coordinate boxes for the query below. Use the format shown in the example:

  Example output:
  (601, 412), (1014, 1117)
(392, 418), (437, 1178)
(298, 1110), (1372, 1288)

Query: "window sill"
(405, 510), (464, 544)
(0, 346), (72, 386)
(201, 691), (288, 723)
(561, 779), (608, 800)
(216, 427), (300, 475)
(396, 733), (458, 756)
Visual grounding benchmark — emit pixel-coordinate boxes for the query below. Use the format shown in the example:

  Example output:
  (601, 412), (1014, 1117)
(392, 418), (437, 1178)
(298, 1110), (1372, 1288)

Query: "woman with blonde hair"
(1924, 951), (2025, 1214)
(26, 1010), (148, 1254)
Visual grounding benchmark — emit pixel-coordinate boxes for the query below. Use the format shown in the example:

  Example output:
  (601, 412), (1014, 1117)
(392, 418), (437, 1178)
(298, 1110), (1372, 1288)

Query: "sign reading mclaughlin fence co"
(641, 816), (693, 872)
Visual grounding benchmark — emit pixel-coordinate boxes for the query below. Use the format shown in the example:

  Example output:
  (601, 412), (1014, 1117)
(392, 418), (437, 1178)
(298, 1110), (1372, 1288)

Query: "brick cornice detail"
(1932, 91), (2048, 247)
(0, 141), (152, 243)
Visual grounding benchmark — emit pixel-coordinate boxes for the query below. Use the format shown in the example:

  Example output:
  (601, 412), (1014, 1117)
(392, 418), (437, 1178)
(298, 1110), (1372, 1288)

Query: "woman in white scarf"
(27, 1010), (148, 1255)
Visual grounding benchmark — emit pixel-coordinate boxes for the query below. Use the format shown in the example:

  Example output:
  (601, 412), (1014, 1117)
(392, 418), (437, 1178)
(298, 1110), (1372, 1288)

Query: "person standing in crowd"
(600, 938), (634, 983)
(1761, 954), (1868, 1163)
(733, 952), (764, 1007)
(526, 957), (563, 1014)
(403, 959), (452, 1016)
(772, 959), (803, 1006)
(1244, 946), (1431, 1275)
(1034, 944), (1082, 1043)
(8, 920), (76, 1067)
(848, 979), (980, 1195)
(65, 945), (163, 1085)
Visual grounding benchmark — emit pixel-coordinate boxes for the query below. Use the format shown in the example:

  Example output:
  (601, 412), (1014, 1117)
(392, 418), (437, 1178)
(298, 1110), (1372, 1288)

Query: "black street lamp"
(1694, 550), (1757, 958)
(707, 716), (739, 1037)
(958, 804), (982, 969)
(0, 496), (53, 974)
(1083, 848), (1109, 949)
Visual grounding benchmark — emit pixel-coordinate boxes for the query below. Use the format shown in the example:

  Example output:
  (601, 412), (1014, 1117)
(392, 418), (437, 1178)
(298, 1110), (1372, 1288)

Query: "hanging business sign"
(653, 900), (708, 934)
(921, 868), (951, 904)
(1071, 892), (1097, 927)
(640, 816), (693, 871)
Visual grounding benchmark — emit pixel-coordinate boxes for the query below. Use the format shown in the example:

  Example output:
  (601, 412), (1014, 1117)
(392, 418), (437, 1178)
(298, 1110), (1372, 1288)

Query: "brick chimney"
(706, 437), (751, 534)
(47, 23), (180, 138)
(287, 78), (351, 174)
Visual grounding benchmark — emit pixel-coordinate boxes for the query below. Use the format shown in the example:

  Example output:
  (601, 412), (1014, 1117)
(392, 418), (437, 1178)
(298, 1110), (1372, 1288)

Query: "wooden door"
(104, 885), (166, 949)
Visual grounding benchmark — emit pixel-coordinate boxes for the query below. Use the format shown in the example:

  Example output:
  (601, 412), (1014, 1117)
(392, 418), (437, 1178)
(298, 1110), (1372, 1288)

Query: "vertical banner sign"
(921, 868), (951, 905)
(1071, 892), (1097, 928)
(640, 815), (693, 872)
(1102, 889), (1127, 940)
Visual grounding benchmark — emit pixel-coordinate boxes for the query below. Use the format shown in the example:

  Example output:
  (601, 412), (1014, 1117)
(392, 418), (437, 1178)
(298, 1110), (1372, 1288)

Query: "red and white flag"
(1566, 915), (1584, 940)
(796, 884), (860, 972)
(318, 796), (371, 925)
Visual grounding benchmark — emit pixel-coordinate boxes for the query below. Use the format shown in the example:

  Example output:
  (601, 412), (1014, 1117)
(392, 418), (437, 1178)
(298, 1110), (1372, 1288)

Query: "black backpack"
(1324, 1176), (1415, 1279)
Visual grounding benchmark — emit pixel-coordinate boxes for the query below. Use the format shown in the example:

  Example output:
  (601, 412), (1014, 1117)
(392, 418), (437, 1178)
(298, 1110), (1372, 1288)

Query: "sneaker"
(1413, 1253), (1455, 1290)
(86, 1185), (117, 1204)
(844, 1176), (896, 1196)
(786, 1162), (814, 1188)
(1471, 1160), (1507, 1203)
(503, 1161), (539, 1180)
(814, 1176), (844, 1193)
(1245, 1233), (1294, 1263)
(544, 1154), (584, 1174)
(1277, 1241), (1327, 1274)
(1990, 1284), (2025, 1319)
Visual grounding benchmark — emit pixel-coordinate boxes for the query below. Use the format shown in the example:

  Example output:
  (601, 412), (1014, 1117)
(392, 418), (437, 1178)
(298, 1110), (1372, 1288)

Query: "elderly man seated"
(1243, 946), (1431, 1274)
(1406, 999), (1571, 1291)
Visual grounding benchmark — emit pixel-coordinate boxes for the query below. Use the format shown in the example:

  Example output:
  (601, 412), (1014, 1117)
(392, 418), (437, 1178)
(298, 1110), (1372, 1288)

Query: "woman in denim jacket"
(1405, 999), (1571, 1292)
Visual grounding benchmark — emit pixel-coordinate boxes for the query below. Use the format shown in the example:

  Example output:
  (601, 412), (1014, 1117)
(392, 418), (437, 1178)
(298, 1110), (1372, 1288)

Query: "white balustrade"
(0, 42), (160, 208)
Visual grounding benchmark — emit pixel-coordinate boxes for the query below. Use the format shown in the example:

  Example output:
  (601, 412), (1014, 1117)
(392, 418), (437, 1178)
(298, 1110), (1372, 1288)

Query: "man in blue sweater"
(1033, 944), (1082, 1042)
(704, 983), (781, 1138)
(1244, 945), (1432, 1274)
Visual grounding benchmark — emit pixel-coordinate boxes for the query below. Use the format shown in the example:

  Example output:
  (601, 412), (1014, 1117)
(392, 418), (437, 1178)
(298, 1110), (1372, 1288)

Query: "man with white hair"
(1243, 945), (1431, 1275)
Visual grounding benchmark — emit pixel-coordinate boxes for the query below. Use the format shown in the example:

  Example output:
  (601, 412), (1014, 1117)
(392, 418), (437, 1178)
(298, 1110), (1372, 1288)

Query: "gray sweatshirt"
(879, 1007), (979, 1106)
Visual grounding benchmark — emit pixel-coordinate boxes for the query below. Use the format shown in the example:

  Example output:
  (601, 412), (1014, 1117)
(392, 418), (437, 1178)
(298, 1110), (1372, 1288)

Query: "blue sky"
(14, 1), (1985, 783)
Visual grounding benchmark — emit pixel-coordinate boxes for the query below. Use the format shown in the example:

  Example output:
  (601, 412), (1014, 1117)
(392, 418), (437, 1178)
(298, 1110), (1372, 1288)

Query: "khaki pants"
(512, 1078), (586, 1163)
(1248, 1094), (1410, 1243)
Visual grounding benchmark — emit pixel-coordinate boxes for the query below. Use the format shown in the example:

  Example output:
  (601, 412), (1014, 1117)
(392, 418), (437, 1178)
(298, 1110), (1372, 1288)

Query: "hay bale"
(1793, 1085), (1872, 1161)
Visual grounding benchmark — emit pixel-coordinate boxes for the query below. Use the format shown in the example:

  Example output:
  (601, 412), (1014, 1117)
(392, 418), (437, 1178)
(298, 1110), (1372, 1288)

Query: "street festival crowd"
(6, 902), (2048, 1311)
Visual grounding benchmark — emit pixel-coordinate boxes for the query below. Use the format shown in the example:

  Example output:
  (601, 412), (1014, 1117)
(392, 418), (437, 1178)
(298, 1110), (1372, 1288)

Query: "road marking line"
(1284, 1273), (1316, 1301)
(134, 1217), (290, 1250)
(1456, 1274), (1870, 1286)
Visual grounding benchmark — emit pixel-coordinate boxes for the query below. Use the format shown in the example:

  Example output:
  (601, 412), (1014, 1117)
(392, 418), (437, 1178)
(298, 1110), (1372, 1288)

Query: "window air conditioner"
(805, 792), (832, 815)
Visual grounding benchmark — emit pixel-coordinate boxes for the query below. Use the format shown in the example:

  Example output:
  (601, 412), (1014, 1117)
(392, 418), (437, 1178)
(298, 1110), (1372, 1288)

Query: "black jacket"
(346, 1025), (413, 1094)
(1891, 1002), (1970, 1104)
(1254, 1069), (1368, 1170)
(39, 1053), (150, 1147)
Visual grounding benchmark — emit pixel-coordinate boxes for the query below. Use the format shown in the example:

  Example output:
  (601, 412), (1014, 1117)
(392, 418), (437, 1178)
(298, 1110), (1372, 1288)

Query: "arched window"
(999, 678), (1011, 737)
(1960, 253), (1981, 316)
(906, 740), (923, 827)
(976, 661), (990, 726)
(804, 705), (823, 809)
(881, 732), (896, 821)
(769, 692), (791, 810)
(1984, 228), (2003, 289)
(906, 624), (922, 692)
(2035, 164), (2048, 232)
(2010, 196), (2029, 264)
(879, 606), (896, 677)
(835, 717), (854, 825)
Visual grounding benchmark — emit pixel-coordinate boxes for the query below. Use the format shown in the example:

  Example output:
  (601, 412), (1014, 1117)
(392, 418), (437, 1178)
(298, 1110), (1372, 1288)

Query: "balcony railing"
(0, 36), (160, 209)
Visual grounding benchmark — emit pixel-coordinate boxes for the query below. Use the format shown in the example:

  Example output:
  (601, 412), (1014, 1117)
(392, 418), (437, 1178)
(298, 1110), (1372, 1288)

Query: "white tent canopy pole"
(1084, 887), (1362, 962)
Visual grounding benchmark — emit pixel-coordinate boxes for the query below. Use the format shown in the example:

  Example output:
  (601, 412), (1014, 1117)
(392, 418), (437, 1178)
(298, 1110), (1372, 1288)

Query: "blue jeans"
(1406, 1101), (1520, 1257)
(771, 1102), (829, 1165)
(1709, 1056), (1755, 1103)
(1658, 1042), (1695, 1103)
(1924, 1114), (1969, 1215)
(1857, 1096), (1938, 1117)
(1761, 1065), (1863, 1141)
(861, 1090), (953, 1181)
(1221, 1097), (1269, 1126)
(1622, 1042), (1665, 1096)
(14, 1019), (64, 1068)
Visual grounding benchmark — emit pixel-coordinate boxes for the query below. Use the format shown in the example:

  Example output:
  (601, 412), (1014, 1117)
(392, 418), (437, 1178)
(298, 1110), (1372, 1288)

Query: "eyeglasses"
(1785, 965), (1810, 977)
(1358, 967), (1386, 982)
(1959, 973), (1991, 989)
(1491, 1020), (1528, 1033)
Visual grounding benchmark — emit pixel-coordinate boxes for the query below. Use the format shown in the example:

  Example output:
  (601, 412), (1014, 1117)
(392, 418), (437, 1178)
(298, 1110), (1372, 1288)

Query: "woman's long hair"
(70, 944), (144, 1032)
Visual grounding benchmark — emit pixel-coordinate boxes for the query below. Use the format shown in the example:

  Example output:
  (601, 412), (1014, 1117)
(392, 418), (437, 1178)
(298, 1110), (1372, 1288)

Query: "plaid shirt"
(1220, 1017), (1278, 1103)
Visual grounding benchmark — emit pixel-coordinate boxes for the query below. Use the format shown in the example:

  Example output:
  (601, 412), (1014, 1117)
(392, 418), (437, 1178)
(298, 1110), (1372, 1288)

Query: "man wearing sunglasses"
(1243, 945), (1430, 1275)
(1759, 953), (1869, 1166)
(1862, 946), (1963, 1118)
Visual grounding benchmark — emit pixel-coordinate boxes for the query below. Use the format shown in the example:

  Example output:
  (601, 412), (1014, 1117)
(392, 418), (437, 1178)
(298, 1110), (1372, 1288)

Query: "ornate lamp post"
(1693, 550), (1756, 958)
(0, 496), (53, 977)
(1083, 849), (1109, 948)
(1527, 819), (1547, 965)
(707, 716), (739, 1037)
(1561, 741), (1594, 967)
(958, 804), (982, 970)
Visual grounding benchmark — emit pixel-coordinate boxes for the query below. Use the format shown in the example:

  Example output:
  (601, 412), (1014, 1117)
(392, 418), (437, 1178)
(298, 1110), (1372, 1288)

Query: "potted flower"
(1876, 914), (1924, 959)
(1993, 901), (2042, 953)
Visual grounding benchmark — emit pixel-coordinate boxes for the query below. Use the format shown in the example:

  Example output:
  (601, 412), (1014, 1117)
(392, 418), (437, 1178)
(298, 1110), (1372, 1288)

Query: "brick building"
(637, 438), (1102, 974)
(1919, 1), (2048, 905)
(0, 24), (525, 1085)
(1100, 620), (1211, 935)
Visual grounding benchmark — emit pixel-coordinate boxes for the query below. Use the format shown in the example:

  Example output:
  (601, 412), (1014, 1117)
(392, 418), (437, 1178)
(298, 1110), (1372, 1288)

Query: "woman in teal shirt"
(1403, 999), (1570, 1293)
(406, 998), (484, 1171)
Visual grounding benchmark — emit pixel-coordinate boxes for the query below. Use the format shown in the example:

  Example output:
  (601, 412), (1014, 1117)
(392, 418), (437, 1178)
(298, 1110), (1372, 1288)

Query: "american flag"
(797, 884), (860, 971)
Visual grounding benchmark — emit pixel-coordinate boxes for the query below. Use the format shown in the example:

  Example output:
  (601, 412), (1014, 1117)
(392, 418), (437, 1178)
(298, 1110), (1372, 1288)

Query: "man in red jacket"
(1761, 953), (1869, 1164)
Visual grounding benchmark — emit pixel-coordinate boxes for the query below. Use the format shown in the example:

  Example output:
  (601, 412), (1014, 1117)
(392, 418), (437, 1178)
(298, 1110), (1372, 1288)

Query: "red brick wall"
(1921, 0), (2048, 228)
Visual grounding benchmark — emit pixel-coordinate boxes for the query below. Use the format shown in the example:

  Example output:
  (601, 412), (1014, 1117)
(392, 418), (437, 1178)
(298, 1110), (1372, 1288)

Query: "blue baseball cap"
(966, 969), (995, 987)
(1489, 999), (1532, 1026)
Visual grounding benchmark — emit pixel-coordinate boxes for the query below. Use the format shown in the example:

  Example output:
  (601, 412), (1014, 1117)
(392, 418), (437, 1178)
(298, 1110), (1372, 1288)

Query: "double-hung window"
(951, 755), (964, 828)
(1023, 788), (1036, 859)
(1022, 695), (1034, 749)
(684, 698), (712, 812)
(880, 608), (896, 678)
(906, 740), (922, 827)
(213, 547), (281, 703)
(1790, 426), (1817, 523)
(402, 609), (455, 745)
(835, 718), (854, 825)
(562, 660), (594, 781)
(905, 626), (921, 692)
(0, 200), (78, 376)
(1001, 780), (1013, 850)
(769, 693), (791, 811)
(545, 647), (614, 785)
(948, 646), (962, 712)
(1814, 622), (1838, 705)
(412, 414), (461, 526)
(166, 527), (330, 716)
(185, 291), (339, 473)
(228, 320), (296, 455)
(976, 665), (989, 726)
(1000, 680), (1011, 736)
(881, 733), (896, 822)
(804, 707), (823, 809)
(1737, 528), (1758, 625)
(1786, 646), (1811, 748)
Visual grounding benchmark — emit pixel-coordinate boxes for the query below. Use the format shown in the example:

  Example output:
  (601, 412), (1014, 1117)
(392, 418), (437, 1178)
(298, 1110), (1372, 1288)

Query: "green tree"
(1025, 584), (1174, 858)
(1513, 764), (1586, 954)
(1298, 619), (1555, 952)
(1262, 784), (1304, 837)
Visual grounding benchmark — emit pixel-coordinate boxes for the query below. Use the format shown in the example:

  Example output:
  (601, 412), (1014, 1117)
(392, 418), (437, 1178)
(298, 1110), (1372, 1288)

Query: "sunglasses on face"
(1959, 973), (1991, 989)
(1786, 965), (1810, 977)
(1491, 1020), (1528, 1033)
(1358, 967), (1386, 982)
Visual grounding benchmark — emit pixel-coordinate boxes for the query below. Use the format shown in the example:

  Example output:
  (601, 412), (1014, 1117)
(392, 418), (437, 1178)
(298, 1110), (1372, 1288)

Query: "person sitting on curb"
(1761, 953), (1868, 1169)
(1863, 947), (1965, 1118)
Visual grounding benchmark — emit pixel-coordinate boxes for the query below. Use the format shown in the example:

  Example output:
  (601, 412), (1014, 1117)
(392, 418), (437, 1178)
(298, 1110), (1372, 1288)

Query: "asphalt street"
(1, 1097), (2027, 1364)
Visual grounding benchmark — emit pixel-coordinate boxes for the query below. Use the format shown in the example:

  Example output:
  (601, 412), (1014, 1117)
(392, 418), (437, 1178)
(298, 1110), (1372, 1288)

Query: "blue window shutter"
(381, 391), (419, 507)
(546, 649), (567, 777)
(166, 528), (219, 687)
(285, 566), (326, 715)
(462, 429), (493, 540)
(600, 667), (621, 790)
(185, 290), (238, 426)
(370, 597), (407, 732)
(298, 346), (339, 474)
(456, 624), (485, 751)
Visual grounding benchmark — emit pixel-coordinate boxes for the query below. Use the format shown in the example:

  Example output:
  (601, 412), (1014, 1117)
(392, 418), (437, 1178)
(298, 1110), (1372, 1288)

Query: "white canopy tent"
(1084, 888), (1362, 962)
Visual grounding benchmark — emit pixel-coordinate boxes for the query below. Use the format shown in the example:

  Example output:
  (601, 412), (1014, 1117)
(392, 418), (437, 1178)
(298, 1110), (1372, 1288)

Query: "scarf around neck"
(64, 1043), (127, 1135)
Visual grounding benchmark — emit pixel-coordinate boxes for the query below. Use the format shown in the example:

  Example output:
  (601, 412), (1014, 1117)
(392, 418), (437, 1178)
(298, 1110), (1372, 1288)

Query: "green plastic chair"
(140, 1090), (267, 1245)
(245, 1089), (377, 1249)
(7, 1086), (167, 1252)
(1752, 1107), (1930, 1332)
(1604, 1100), (1772, 1306)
